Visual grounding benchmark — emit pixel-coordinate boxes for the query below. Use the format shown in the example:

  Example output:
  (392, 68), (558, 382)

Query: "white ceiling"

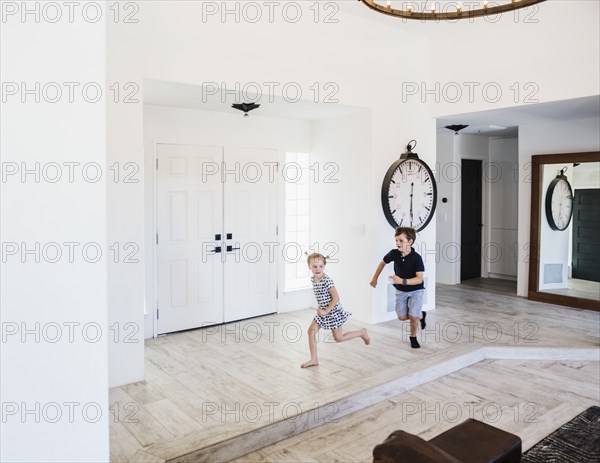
(343, 1), (599, 136)
(143, 79), (367, 121)
(435, 95), (600, 137)
(144, 78), (599, 139)
(143, 0), (598, 130)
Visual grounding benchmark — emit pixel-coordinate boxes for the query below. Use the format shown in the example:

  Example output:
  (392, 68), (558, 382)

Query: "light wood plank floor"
(459, 277), (517, 296)
(544, 277), (600, 301)
(233, 359), (599, 462)
(109, 283), (600, 462)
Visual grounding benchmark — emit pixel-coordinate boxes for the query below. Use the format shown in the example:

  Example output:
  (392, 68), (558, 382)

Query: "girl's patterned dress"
(312, 274), (352, 329)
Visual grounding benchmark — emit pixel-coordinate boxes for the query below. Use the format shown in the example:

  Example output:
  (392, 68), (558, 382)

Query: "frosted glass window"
(285, 152), (310, 291)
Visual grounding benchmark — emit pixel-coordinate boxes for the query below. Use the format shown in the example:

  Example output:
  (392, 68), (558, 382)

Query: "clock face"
(382, 157), (437, 231)
(545, 176), (573, 231)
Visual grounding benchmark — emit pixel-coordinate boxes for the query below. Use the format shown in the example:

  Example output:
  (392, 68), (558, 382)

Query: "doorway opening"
(460, 159), (483, 282)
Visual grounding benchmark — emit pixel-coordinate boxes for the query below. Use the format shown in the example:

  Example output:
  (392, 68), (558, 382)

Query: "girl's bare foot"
(361, 328), (370, 345)
(301, 360), (319, 368)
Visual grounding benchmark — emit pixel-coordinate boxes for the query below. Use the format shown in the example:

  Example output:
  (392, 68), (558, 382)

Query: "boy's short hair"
(395, 227), (417, 243)
(307, 252), (327, 265)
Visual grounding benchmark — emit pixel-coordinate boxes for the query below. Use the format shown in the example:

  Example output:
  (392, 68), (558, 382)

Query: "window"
(284, 152), (310, 291)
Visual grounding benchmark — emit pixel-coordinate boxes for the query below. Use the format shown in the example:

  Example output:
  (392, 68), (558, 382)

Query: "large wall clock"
(545, 167), (574, 231)
(381, 140), (437, 231)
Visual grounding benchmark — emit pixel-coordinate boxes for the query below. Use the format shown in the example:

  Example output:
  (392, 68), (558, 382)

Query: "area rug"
(522, 406), (600, 463)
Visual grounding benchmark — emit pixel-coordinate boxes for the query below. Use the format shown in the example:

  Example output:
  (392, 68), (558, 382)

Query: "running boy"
(370, 227), (426, 348)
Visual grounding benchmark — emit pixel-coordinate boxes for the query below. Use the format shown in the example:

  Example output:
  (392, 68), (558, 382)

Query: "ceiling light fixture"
(359, 0), (547, 21)
(445, 124), (469, 134)
(232, 102), (260, 117)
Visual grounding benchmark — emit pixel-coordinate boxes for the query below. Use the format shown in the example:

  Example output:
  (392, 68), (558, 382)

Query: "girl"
(301, 253), (370, 368)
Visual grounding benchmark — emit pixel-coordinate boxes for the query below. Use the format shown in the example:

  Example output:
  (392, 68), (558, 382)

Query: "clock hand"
(409, 182), (414, 225)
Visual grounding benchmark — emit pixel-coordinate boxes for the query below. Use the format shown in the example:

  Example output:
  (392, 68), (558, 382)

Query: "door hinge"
(156, 158), (158, 170)
(276, 225), (278, 236)
(156, 233), (159, 244)
(157, 307), (159, 320)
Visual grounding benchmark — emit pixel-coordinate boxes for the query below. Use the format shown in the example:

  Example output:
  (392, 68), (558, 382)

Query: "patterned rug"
(522, 406), (600, 463)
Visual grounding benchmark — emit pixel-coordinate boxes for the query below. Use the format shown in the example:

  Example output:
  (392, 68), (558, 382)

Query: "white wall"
(435, 132), (458, 284)
(517, 116), (600, 296)
(310, 111), (372, 322)
(488, 137), (519, 279)
(426, 0), (600, 118)
(107, 17), (145, 388)
(1, 10), (109, 463)
(538, 164), (570, 289)
(370, 112), (438, 323)
(573, 162), (600, 189)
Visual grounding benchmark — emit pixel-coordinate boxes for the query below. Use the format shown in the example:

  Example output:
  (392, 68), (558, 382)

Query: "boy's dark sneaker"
(409, 336), (420, 349)
(420, 311), (427, 330)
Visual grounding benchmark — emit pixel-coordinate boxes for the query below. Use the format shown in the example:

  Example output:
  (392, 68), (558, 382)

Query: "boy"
(370, 227), (426, 348)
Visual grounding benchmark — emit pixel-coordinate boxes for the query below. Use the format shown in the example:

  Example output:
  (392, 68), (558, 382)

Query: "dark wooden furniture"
(373, 418), (522, 463)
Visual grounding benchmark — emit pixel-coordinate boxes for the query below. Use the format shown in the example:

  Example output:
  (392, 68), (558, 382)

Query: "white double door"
(156, 144), (278, 335)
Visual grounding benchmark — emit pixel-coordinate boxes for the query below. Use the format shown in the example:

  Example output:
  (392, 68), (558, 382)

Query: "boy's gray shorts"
(395, 288), (425, 318)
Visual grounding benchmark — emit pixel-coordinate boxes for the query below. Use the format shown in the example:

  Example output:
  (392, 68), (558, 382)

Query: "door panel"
(157, 144), (224, 334)
(157, 144), (278, 334)
(224, 147), (278, 322)
(572, 188), (600, 282)
(461, 159), (483, 281)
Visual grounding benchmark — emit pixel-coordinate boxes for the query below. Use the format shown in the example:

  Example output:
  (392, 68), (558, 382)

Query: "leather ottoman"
(373, 418), (522, 463)
(430, 418), (522, 463)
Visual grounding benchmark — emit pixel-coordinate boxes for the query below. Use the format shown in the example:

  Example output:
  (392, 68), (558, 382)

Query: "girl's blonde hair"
(306, 252), (327, 265)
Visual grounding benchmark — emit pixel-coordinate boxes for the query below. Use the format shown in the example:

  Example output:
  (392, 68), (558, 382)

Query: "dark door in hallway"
(461, 159), (483, 281)
(572, 188), (600, 282)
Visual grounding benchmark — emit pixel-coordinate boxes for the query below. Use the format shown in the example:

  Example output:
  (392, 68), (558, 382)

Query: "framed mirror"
(529, 151), (600, 311)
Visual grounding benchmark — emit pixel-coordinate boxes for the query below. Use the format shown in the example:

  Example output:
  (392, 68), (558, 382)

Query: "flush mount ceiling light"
(232, 102), (260, 117)
(359, 0), (547, 21)
(445, 124), (469, 134)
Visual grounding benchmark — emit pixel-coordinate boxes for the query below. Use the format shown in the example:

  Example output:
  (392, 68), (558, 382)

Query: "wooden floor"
(459, 277), (517, 296)
(109, 280), (600, 462)
(233, 359), (599, 462)
(544, 277), (600, 301)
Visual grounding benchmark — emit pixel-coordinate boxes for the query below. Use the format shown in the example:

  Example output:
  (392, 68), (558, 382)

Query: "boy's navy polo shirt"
(383, 248), (425, 292)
